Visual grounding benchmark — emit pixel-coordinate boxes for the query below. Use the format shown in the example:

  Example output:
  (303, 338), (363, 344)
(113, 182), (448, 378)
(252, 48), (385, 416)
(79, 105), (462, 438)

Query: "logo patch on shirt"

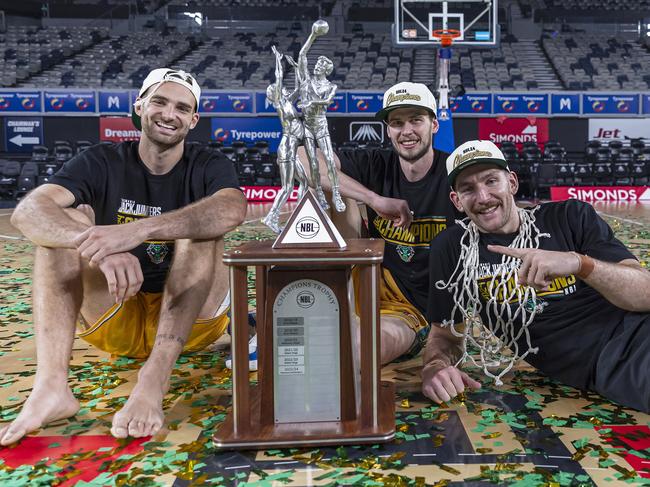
(146, 242), (169, 264)
(396, 245), (415, 262)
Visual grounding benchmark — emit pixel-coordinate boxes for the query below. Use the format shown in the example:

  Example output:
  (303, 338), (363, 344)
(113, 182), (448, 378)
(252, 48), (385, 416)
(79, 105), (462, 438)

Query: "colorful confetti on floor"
(0, 202), (648, 486)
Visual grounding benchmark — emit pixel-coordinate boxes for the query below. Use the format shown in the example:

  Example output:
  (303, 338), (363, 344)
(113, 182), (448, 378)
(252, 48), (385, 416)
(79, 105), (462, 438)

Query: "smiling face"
(136, 81), (199, 148)
(450, 164), (520, 234)
(386, 107), (438, 164)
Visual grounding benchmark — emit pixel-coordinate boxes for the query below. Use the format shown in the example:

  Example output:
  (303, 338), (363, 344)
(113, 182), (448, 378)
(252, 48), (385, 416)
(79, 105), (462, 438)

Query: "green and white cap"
(131, 68), (200, 130)
(446, 140), (509, 187)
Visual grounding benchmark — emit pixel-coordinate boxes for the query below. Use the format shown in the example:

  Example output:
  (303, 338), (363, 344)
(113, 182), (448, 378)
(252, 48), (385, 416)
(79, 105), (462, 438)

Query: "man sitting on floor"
(2, 68), (247, 445)
(422, 140), (650, 413)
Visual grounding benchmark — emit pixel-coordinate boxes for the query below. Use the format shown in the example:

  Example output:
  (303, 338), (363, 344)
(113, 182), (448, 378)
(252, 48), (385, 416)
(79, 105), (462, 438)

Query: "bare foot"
(0, 385), (79, 446)
(111, 381), (165, 439)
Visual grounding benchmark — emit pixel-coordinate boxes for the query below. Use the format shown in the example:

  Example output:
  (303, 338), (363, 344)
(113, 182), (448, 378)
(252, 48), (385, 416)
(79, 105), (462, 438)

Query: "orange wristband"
(574, 253), (595, 280)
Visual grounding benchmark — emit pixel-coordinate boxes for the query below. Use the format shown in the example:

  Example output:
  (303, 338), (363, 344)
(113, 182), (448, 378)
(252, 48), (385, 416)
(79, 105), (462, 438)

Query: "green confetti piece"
(47, 442), (61, 448)
(493, 441), (504, 446)
(573, 437), (590, 449)
(599, 458), (616, 467)
(337, 474), (368, 485)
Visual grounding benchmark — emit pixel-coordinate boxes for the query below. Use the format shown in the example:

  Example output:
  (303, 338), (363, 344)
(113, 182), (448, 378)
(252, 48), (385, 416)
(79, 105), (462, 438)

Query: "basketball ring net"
(435, 208), (551, 385)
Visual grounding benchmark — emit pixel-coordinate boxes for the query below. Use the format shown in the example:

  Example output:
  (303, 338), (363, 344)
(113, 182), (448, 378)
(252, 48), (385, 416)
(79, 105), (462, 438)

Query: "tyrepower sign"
(99, 116), (141, 142)
(478, 117), (549, 148)
(551, 186), (650, 202)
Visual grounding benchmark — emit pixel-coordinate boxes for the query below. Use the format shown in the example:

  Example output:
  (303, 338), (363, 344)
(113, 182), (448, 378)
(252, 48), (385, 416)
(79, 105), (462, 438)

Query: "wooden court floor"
(0, 201), (648, 486)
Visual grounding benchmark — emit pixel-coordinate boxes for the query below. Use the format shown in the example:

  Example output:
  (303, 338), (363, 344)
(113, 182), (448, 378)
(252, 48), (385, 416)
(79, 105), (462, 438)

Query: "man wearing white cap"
(4, 68), (247, 444)
(422, 139), (650, 412)
(299, 81), (460, 364)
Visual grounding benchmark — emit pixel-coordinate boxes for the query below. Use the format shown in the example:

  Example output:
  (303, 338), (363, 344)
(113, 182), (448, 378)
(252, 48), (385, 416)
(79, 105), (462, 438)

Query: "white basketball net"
(435, 206), (549, 385)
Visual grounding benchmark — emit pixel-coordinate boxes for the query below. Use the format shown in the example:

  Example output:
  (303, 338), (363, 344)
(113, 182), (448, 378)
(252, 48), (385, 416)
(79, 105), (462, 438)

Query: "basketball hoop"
(432, 28), (461, 48)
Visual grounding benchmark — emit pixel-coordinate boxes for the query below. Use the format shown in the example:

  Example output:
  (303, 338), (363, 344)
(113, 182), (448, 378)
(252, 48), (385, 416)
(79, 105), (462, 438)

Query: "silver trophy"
(261, 46), (310, 234)
(262, 20), (345, 234)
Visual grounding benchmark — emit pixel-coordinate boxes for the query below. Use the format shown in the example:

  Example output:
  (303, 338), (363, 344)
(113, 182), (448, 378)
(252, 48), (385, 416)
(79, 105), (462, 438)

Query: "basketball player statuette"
(262, 20), (345, 234)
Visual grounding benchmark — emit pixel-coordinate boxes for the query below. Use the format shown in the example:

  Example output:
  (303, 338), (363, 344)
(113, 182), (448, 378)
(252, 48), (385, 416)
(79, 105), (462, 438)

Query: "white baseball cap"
(131, 68), (201, 129)
(375, 82), (437, 121)
(446, 140), (509, 187)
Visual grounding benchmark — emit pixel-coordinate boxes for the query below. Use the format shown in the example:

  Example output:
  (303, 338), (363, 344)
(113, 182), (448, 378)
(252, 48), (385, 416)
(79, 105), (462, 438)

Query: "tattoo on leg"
(155, 334), (186, 346)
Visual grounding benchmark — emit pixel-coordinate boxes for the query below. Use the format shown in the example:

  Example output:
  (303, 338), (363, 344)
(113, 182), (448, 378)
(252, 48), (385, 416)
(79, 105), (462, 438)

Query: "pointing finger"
(487, 244), (526, 258)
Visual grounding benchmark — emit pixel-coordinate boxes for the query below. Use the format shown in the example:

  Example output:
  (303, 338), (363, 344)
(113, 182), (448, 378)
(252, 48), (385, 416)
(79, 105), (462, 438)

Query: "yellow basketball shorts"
(77, 292), (229, 358)
(351, 266), (430, 359)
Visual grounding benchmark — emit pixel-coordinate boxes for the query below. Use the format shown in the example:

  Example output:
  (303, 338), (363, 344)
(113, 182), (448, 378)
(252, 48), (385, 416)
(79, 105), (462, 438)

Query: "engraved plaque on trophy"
(273, 280), (341, 423)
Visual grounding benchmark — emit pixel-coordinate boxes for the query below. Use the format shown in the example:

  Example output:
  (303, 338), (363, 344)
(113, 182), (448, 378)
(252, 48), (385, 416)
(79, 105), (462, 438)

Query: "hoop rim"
(431, 28), (461, 47)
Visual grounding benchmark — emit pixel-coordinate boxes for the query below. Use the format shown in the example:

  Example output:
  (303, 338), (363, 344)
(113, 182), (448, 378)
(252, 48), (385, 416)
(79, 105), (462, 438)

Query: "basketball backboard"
(394, 0), (499, 47)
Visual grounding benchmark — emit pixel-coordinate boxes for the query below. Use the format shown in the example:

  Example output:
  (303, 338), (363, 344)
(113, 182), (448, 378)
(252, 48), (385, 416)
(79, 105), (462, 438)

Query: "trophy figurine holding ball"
(262, 20), (346, 234)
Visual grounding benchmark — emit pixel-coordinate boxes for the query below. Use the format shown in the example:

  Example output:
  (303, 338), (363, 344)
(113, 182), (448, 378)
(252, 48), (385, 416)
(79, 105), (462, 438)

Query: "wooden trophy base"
(214, 381), (395, 449)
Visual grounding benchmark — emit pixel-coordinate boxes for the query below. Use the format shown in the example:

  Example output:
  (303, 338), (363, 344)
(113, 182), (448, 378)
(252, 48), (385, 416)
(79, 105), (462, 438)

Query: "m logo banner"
(349, 121), (384, 143)
(551, 186), (650, 202)
(98, 91), (130, 113)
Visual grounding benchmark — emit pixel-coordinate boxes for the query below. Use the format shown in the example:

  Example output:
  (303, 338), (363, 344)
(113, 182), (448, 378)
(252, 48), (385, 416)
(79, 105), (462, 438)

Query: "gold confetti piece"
(432, 434), (445, 447)
(481, 432), (502, 439)
(439, 463), (461, 475)
(400, 398), (411, 408)
(433, 412), (450, 423)
(398, 423), (410, 433)
(476, 448), (493, 454)
(572, 451), (586, 461)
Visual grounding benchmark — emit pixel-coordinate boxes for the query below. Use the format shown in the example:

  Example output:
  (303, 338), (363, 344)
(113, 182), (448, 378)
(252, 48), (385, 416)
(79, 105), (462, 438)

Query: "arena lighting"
(183, 11), (203, 26)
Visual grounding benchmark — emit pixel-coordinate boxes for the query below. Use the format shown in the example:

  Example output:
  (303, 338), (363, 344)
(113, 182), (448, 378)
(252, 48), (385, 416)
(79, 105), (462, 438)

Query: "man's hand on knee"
(95, 252), (144, 303)
(422, 365), (481, 404)
(75, 223), (149, 264)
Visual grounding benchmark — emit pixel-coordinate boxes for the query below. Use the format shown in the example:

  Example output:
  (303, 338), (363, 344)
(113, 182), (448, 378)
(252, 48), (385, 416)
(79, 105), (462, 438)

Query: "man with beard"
(422, 140), (650, 412)
(3, 68), (247, 444)
(299, 82), (460, 364)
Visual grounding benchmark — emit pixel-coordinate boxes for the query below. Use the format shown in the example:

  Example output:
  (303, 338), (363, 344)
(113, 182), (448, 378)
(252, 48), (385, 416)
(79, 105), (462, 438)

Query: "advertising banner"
(493, 94), (549, 115)
(551, 186), (650, 202)
(242, 185), (299, 202)
(327, 93), (347, 113)
(588, 118), (650, 141)
(99, 117), (141, 142)
(450, 94), (491, 115)
(98, 91), (130, 113)
(347, 93), (383, 114)
(4, 117), (43, 152)
(0, 91), (41, 113)
(582, 94), (639, 115)
(200, 92), (254, 114)
(478, 117), (549, 147)
(551, 94), (580, 115)
(44, 91), (96, 113)
(211, 117), (282, 151)
(255, 92), (276, 114)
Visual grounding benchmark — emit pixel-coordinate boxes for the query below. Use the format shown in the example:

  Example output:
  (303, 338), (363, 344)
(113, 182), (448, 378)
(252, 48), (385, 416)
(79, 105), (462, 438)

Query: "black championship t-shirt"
(339, 148), (460, 314)
(426, 200), (637, 389)
(50, 141), (240, 293)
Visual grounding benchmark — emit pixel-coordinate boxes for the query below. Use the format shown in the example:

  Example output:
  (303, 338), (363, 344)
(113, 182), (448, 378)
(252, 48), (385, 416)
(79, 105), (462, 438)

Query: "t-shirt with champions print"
(50, 141), (241, 293)
(427, 199), (639, 389)
(338, 148), (460, 315)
